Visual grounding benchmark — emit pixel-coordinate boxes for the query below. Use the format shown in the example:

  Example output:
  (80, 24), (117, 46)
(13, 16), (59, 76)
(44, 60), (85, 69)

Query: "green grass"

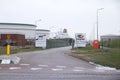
(101, 39), (120, 48)
(71, 46), (120, 69)
(0, 47), (43, 55)
(0, 47), (6, 55)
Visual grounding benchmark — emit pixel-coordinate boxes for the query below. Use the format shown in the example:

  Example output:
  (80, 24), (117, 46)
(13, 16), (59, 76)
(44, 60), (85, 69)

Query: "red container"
(93, 40), (99, 49)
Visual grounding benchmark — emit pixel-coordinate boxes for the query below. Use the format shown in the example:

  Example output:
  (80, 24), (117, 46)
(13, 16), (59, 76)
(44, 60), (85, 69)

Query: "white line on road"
(56, 66), (66, 68)
(38, 65), (48, 67)
(9, 67), (21, 70)
(74, 67), (85, 69)
(52, 68), (63, 71)
(31, 68), (43, 71)
(20, 64), (30, 66)
(73, 69), (83, 72)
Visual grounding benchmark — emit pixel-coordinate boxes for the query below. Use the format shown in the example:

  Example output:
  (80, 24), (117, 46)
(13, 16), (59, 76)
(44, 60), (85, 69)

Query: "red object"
(79, 35), (84, 38)
(93, 40), (99, 49)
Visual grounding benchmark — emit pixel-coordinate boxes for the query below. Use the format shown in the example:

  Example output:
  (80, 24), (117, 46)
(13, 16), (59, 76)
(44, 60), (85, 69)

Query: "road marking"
(9, 67), (21, 70)
(56, 66), (66, 68)
(20, 64), (30, 66)
(38, 65), (48, 67)
(52, 68), (63, 71)
(31, 68), (42, 71)
(74, 67), (85, 69)
(73, 69), (83, 72)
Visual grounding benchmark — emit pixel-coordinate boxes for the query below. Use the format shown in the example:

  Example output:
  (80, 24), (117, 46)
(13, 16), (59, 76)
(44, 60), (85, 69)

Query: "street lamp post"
(35, 19), (42, 27)
(49, 26), (55, 39)
(96, 8), (104, 40)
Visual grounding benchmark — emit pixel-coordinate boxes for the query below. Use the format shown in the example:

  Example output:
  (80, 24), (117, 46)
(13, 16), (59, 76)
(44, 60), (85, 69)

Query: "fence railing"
(100, 39), (120, 48)
(0, 38), (72, 49)
(46, 39), (70, 48)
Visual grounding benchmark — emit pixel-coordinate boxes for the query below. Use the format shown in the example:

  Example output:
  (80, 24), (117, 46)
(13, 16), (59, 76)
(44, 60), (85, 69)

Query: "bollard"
(7, 44), (11, 55)
(6, 34), (11, 55)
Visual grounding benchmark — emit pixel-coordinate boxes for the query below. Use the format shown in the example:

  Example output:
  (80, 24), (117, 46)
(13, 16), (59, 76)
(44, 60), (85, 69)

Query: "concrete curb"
(0, 55), (20, 64)
(89, 61), (117, 70)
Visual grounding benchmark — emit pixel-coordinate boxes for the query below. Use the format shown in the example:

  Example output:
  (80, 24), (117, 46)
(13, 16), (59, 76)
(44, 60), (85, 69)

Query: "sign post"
(6, 34), (11, 55)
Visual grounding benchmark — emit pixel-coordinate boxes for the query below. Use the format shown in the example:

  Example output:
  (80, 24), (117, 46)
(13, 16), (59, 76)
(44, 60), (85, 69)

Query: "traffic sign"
(7, 34), (11, 39)
(6, 39), (12, 44)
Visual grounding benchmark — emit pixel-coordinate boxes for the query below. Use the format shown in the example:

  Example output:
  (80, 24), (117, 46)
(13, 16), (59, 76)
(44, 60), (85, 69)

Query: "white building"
(36, 29), (50, 39)
(0, 23), (36, 39)
(0, 23), (50, 39)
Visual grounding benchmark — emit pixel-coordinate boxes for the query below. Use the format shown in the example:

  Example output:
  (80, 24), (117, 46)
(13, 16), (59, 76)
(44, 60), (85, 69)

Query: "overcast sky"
(0, 0), (120, 40)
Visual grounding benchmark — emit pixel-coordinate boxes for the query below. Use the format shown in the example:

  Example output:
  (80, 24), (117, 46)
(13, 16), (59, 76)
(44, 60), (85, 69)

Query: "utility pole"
(96, 8), (104, 40)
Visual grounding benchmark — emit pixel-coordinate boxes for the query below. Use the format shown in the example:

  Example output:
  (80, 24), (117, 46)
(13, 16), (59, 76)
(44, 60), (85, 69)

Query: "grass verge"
(0, 47), (43, 55)
(71, 46), (120, 69)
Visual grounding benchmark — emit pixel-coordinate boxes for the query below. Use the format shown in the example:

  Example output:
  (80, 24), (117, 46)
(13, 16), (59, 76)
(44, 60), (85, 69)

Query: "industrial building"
(0, 23), (50, 47)
(100, 35), (120, 41)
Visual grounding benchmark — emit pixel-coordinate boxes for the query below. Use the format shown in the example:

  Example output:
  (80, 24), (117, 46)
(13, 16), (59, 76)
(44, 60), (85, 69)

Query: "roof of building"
(101, 34), (120, 37)
(36, 29), (50, 32)
(0, 23), (37, 27)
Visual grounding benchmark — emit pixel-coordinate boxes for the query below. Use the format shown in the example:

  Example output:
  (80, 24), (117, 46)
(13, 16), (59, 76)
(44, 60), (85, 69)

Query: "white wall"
(0, 24), (36, 39)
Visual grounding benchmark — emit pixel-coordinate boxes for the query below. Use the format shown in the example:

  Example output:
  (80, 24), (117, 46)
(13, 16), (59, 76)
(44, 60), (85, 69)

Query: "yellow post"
(6, 34), (11, 55)
(7, 44), (11, 55)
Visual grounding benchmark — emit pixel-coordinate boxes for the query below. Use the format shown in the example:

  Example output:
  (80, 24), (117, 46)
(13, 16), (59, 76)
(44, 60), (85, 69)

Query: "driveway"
(0, 46), (120, 80)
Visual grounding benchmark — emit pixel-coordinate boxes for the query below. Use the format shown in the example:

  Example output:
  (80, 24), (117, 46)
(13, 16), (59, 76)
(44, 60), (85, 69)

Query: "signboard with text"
(35, 34), (46, 48)
(74, 33), (86, 47)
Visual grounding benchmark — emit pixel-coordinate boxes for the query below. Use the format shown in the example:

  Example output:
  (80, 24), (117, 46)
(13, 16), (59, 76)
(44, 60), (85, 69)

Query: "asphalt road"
(0, 47), (120, 80)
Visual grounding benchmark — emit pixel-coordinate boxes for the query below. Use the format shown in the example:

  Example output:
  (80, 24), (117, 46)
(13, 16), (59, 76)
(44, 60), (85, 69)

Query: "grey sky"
(0, 0), (120, 40)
